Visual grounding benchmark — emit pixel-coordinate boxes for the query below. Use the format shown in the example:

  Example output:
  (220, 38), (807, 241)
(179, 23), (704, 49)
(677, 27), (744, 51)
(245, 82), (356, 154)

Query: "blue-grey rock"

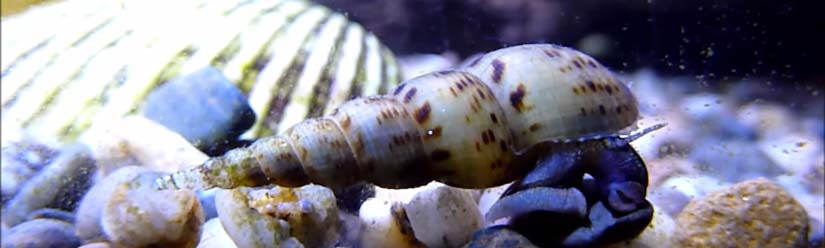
(142, 67), (255, 156)
(1, 219), (82, 248)
(1, 141), (59, 203)
(465, 225), (539, 248)
(26, 208), (75, 223)
(1, 144), (95, 226)
(198, 189), (219, 220)
(688, 138), (784, 182)
(809, 218), (824, 248)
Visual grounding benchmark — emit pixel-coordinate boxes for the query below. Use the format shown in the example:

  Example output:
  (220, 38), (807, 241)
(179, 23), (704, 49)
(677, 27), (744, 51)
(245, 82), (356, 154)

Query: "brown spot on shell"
(425, 126), (442, 140)
(615, 106), (623, 114)
(299, 147), (308, 161)
(587, 81), (597, 92)
(580, 107), (587, 116)
(509, 83), (527, 112)
(393, 83), (407, 95)
(572, 59), (583, 69)
(490, 113), (498, 124)
(605, 84), (614, 95)
(475, 142), (481, 151)
(456, 81), (465, 90)
(599, 105), (607, 115)
(415, 102), (431, 124)
(587, 60), (598, 68)
(572, 87), (580, 95)
(528, 123), (542, 132)
(499, 140), (508, 152)
(404, 87), (417, 103)
(544, 49), (561, 58)
(430, 149), (451, 161)
(491, 59), (505, 84)
(354, 134), (365, 155)
(490, 159), (500, 170)
(476, 88), (486, 99)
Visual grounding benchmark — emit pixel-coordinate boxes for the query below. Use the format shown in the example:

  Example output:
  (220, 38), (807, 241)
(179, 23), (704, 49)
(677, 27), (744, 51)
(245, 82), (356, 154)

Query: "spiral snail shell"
(1, 0), (400, 146)
(157, 43), (648, 191)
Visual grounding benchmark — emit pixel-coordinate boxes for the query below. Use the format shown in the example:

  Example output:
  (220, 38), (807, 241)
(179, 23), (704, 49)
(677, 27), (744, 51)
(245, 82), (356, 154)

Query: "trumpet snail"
(155, 44), (661, 193)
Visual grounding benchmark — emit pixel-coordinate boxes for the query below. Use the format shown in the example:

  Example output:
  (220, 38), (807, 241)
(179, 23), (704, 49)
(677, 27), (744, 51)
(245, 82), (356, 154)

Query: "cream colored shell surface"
(0, 0), (401, 147)
(463, 44), (639, 152)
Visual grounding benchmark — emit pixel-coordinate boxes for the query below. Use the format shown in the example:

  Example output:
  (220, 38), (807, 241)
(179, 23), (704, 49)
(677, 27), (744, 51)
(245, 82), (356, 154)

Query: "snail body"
(158, 44), (648, 191)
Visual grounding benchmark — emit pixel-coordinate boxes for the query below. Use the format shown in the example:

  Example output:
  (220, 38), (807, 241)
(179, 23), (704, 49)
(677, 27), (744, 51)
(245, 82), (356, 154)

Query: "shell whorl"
(464, 44), (639, 152)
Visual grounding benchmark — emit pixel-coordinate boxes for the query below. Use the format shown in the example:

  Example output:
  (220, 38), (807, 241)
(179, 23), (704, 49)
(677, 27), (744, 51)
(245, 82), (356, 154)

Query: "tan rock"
(75, 166), (148, 243)
(216, 185), (337, 248)
(80, 115), (208, 176)
(674, 178), (809, 247)
(101, 172), (204, 248)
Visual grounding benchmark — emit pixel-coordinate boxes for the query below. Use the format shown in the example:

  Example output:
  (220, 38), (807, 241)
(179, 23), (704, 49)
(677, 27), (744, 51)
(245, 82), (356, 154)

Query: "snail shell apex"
(464, 44), (639, 152)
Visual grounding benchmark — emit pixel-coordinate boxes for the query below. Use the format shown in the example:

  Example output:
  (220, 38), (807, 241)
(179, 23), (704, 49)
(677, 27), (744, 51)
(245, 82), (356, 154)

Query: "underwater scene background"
(1, 0), (822, 247)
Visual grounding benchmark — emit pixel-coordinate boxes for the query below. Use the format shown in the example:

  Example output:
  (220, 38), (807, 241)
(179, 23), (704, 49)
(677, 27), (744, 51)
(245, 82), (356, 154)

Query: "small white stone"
(405, 183), (483, 247)
(197, 218), (238, 248)
(359, 197), (422, 248)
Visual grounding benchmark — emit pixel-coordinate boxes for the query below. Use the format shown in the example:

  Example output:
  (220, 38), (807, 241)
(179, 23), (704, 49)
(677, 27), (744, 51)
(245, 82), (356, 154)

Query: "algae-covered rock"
(464, 225), (539, 248)
(101, 172), (204, 248)
(75, 166), (148, 243)
(216, 185), (337, 248)
(215, 188), (294, 248)
(674, 178), (809, 247)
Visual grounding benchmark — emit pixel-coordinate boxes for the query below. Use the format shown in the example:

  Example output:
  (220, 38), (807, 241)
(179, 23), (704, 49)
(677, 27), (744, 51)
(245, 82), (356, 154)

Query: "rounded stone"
(0, 219), (82, 248)
(674, 178), (809, 247)
(101, 172), (204, 248)
(75, 166), (148, 243)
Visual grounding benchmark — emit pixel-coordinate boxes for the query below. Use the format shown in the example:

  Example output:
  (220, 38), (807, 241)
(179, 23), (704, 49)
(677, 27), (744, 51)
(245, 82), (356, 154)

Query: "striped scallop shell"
(463, 44), (639, 152)
(0, 0), (401, 146)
